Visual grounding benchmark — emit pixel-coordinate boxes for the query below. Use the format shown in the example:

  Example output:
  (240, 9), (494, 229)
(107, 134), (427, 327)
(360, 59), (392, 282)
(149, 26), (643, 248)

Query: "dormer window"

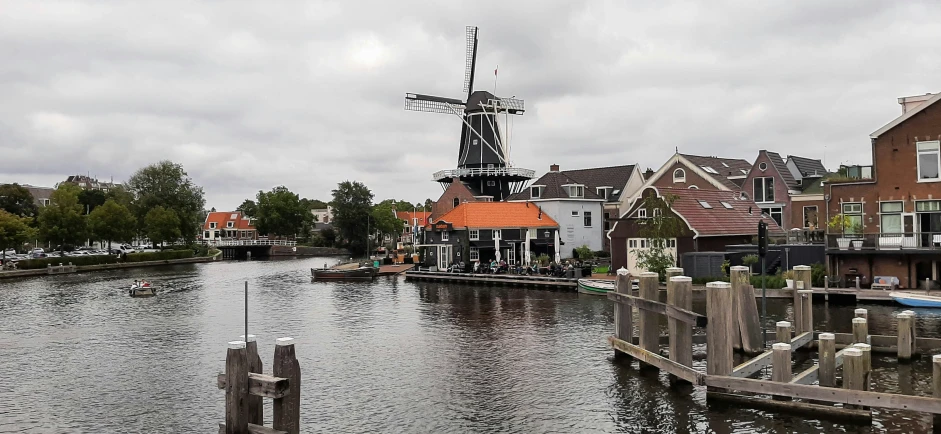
(210, 222), (217, 229)
(227, 221), (234, 228)
(563, 184), (584, 198)
(531, 185), (544, 199)
(596, 187), (613, 201)
(673, 168), (686, 183)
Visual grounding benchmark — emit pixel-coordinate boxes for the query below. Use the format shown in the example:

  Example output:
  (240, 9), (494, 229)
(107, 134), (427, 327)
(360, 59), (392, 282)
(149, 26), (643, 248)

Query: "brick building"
(826, 92), (941, 289)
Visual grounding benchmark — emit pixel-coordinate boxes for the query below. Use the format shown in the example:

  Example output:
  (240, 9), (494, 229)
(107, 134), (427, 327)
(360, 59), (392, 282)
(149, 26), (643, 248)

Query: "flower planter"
(786, 279), (794, 289)
(836, 238), (851, 250)
(850, 240), (863, 250)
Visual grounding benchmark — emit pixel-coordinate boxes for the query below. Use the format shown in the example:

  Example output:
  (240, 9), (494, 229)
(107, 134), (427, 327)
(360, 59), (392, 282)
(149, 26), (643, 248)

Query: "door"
(437, 245), (451, 270)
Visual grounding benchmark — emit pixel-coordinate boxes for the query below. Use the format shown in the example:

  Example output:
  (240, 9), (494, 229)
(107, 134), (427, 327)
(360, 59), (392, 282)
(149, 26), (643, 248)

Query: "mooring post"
(854, 343), (872, 392)
(933, 355), (941, 430)
(706, 281), (733, 377)
(776, 321), (791, 344)
(638, 272), (660, 370)
(898, 313), (914, 362)
(668, 275), (693, 385)
(852, 317), (869, 344)
(902, 310), (917, 359)
(772, 343), (793, 400)
(843, 347), (864, 408)
(239, 334), (263, 425)
(798, 290), (813, 346)
(225, 341), (249, 434)
(818, 333), (836, 387)
(272, 337), (300, 434)
(613, 269), (633, 361)
(729, 266), (748, 351)
(793, 265), (812, 334)
(854, 308), (868, 321)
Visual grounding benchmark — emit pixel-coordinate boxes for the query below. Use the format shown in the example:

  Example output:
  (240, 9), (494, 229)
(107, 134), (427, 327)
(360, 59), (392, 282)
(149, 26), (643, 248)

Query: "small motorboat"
(129, 281), (156, 297)
(889, 292), (941, 308)
(577, 279), (615, 295)
(311, 264), (378, 281)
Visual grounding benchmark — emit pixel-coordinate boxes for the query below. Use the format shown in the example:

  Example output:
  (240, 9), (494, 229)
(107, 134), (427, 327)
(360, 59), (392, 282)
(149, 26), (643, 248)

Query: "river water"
(1, 257), (940, 433)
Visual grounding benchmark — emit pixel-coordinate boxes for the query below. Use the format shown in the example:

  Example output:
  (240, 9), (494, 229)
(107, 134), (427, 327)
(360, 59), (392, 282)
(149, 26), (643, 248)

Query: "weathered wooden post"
(793, 265), (812, 334)
(225, 341), (249, 434)
(706, 281), (733, 377)
(728, 266), (747, 351)
(731, 266), (762, 354)
(240, 335), (263, 425)
(638, 272), (660, 370)
(665, 267), (683, 281)
(613, 269), (633, 361)
(933, 355), (941, 429)
(852, 317), (869, 344)
(898, 312), (914, 362)
(854, 343), (872, 392)
(776, 321), (791, 344)
(668, 275), (693, 385)
(772, 343), (792, 400)
(843, 347), (865, 408)
(798, 290), (813, 346)
(273, 337), (300, 434)
(818, 333), (836, 387)
(854, 308), (868, 321)
(902, 310), (917, 359)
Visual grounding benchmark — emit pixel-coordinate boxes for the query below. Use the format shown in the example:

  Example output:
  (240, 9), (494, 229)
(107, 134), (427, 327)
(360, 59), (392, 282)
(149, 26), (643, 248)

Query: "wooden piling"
(729, 266), (748, 351)
(614, 271), (633, 361)
(272, 337), (300, 434)
(225, 341), (249, 434)
(731, 266), (762, 355)
(772, 343), (793, 400)
(638, 272), (660, 370)
(668, 275), (693, 385)
(901, 310), (917, 360)
(843, 348), (865, 408)
(854, 308), (868, 321)
(898, 313), (914, 362)
(706, 281), (733, 377)
(852, 317), (869, 344)
(934, 355), (941, 430)
(854, 343), (871, 392)
(776, 321), (791, 344)
(240, 335), (263, 426)
(798, 290), (813, 346)
(793, 266), (811, 334)
(819, 333), (836, 387)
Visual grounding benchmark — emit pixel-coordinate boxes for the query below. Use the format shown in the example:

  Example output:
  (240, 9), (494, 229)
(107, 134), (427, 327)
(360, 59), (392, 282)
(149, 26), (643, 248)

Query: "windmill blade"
(463, 26), (478, 95)
(405, 93), (465, 115)
(477, 96), (525, 115)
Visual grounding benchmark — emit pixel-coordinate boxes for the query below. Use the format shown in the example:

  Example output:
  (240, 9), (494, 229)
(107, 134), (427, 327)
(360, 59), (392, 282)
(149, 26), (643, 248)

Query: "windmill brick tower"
(405, 26), (533, 201)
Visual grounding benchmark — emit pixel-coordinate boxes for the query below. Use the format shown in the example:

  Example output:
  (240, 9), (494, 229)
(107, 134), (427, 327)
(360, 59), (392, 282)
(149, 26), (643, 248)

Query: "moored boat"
(129, 281), (156, 297)
(311, 265), (378, 281)
(577, 279), (615, 295)
(889, 291), (941, 308)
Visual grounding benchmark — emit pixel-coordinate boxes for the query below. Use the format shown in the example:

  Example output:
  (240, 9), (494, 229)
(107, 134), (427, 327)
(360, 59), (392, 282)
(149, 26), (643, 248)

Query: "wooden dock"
(377, 264), (414, 276)
(607, 265), (941, 428)
(404, 270), (578, 289)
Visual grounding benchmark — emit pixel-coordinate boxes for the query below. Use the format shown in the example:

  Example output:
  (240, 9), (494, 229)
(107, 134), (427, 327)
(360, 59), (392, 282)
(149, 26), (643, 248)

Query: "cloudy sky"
(2, 1), (939, 210)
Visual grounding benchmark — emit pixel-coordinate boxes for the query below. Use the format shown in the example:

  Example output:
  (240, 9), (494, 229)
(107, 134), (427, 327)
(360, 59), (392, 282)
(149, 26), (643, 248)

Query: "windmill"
(405, 26), (534, 201)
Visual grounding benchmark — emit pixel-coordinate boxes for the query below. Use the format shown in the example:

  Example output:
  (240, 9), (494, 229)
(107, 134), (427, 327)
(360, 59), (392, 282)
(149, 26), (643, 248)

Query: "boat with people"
(889, 291), (941, 308)
(129, 280), (156, 297)
(311, 264), (378, 281)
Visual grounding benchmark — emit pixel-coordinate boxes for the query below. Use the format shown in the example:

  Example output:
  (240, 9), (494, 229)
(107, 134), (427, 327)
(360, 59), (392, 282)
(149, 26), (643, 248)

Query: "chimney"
(898, 93), (936, 114)
(550, 164), (560, 172)
(644, 168), (654, 179)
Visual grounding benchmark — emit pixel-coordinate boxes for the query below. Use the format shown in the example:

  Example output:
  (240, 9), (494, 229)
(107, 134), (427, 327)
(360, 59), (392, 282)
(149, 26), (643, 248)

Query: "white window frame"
(637, 208), (647, 218)
(673, 168), (686, 183)
(761, 207), (783, 227)
(492, 229), (501, 239)
(571, 210), (579, 217)
(753, 177), (775, 203)
(802, 205), (818, 228)
(530, 186), (542, 199)
(653, 208), (662, 217)
(469, 247), (479, 261)
(583, 211), (592, 227)
(227, 221), (234, 228)
(917, 140), (941, 182)
(469, 229), (479, 240)
(879, 201), (904, 234)
(688, 185), (699, 189)
(210, 222), (217, 229)
(441, 231), (449, 241)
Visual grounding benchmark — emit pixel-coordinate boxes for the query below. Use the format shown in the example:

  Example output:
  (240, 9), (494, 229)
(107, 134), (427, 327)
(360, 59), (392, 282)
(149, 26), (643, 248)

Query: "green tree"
(144, 206), (181, 247)
(635, 193), (684, 282)
(302, 198), (329, 210)
(331, 181), (373, 255)
(424, 198), (434, 210)
(237, 199), (257, 218)
(255, 186), (311, 238)
(37, 184), (86, 251)
(0, 183), (39, 218)
(126, 161), (205, 242)
(77, 189), (107, 214)
(320, 227), (337, 247)
(0, 210), (36, 264)
(105, 184), (135, 208)
(371, 201), (405, 249)
(87, 199), (137, 252)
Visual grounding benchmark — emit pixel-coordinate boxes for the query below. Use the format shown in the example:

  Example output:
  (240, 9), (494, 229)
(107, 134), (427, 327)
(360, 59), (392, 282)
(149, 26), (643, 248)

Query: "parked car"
(30, 248), (46, 258)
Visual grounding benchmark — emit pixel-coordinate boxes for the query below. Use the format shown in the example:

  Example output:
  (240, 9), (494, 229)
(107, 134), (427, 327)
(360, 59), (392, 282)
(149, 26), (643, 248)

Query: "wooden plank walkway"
(404, 271), (578, 289)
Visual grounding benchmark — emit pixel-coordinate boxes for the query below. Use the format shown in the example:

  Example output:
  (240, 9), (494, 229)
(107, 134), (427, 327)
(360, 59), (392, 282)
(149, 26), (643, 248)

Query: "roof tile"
(433, 202), (559, 229)
(656, 187), (784, 237)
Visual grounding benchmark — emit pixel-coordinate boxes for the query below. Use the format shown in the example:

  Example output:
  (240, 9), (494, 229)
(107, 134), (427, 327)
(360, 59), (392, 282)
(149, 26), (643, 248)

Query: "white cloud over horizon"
(2, 1), (938, 210)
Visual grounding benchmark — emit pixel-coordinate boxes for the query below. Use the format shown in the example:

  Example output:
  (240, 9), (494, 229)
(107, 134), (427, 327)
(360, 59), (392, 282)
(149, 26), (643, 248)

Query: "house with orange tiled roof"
(422, 202), (560, 269)
(202, 211), (258, 243)
(396, 210), (431, 247)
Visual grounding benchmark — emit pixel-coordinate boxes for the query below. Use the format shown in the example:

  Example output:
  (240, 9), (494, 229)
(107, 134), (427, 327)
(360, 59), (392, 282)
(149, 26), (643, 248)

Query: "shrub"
(16, 255), (119, 269)
(124, 250), (194, 263)
(811, 263), (826, 287)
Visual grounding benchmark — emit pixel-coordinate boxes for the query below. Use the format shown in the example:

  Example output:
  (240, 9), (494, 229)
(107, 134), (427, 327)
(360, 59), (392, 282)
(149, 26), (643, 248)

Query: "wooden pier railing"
(216, 336), (301, 434)
(607, 265), (941, 427)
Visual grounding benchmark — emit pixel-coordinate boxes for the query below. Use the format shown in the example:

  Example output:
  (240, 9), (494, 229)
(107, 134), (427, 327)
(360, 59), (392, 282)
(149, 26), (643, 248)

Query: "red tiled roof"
(204, 211), (256, 231)
(655, 187), (784, 237)
(432, 202), (559, 229)
(396, 211), (431, 226)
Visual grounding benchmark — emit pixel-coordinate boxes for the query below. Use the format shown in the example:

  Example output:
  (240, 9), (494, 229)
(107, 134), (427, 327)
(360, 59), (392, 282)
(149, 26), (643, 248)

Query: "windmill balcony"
(432, 167), (535, 181)
(825, 232), (941, 252)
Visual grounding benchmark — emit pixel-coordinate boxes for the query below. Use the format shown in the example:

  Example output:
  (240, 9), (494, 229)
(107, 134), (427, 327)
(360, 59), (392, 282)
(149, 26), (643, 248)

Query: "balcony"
(826, 233), (941, 253)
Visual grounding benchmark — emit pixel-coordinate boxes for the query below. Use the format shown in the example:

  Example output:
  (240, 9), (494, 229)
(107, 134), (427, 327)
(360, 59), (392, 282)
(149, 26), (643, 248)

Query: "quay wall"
(268, 246), (349, 256)
(0, 256), (216, 280)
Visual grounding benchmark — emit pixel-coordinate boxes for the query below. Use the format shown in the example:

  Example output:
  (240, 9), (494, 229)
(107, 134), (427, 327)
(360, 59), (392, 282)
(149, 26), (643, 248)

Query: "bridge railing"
(200, 239), (298, 247)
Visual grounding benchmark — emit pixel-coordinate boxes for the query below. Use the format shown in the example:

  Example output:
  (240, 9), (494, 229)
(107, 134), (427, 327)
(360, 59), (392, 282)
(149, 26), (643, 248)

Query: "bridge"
(200, 239), (298, 260)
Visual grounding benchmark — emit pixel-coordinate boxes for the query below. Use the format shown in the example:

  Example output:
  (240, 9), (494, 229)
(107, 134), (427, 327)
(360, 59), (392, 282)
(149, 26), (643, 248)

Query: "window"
(41, 199), (50, 206)
(653, 208), (662, 217)
(572, 210), (579, 217)
(629, 239), (637, 248)
(568, 185), (584, 197)
(761, 207), (783, 226)
(667, 239), (676, 248)
(688, 185), (699, 189)
(584, 211), (592, 227)
(469, 229), (479, 240)
(531, 186), (542, 199)
(740, 169), (748, 175)
(758, 162), (768, 171)
(917, 141), (940, 181)
(204, 231), (210, 238)
(441, 231), (449, 241)
(470, 247), (479, 261)
(597, 187), (610, 200)
(604, 212), (610, 231)
(486, 180), (496, 187)
(528, 228), (537, 239)
(721, 162), (729, 168)
(210, 222), (217, 229)
(842, 202), (863, 234)
(701, 166), (718, 174)
(637, 208), (647, 218)
(227, 221), (234, 228)
(492, 229), (501, 239)
(544, 230), (550, 238)
(453, 198), (460, 208)
(720, 201), (733, 209)
(880, 201), (903, 234)
(472, 139), (478, 146)
(698, 200), (713, 209)
(753, 177), (775, 202)
(673, 168), (686, 183)
(803, 206), (818, 228)
(916, 200), (941, 212)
